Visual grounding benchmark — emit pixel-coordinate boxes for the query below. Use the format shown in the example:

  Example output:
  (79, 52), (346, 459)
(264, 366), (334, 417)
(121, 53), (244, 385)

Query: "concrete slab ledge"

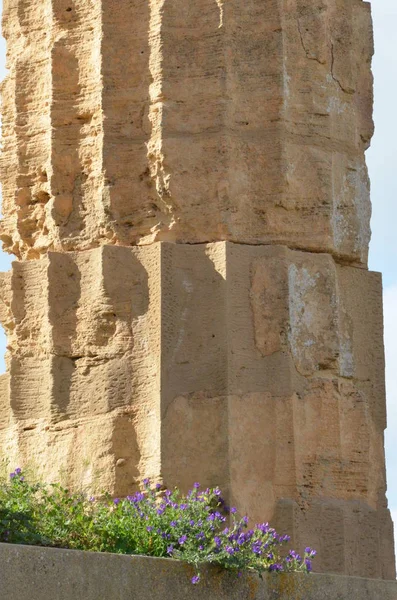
(0, 542), (396, 599)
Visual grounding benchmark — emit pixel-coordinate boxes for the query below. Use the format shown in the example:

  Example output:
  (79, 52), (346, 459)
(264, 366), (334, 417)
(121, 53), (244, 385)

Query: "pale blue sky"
(0, 0), (396, 527)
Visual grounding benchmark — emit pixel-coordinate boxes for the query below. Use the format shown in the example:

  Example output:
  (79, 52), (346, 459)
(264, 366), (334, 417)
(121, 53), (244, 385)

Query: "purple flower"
(193, 482), (200, 489)
(191, 575), (200, 585)
(252, 542), (262, 555)
(237, 572), (242, 579)
(15, 468), (22, 475)
(196, 532), (205, 540)
(288, 551), (302, 562)
(113, 498), (121, 505)
(89, 496), (95, 502)
(132, 492), (145, 503)
(230, 507), (237, 514)
(189, 520), (195, 526)
(269, 563), (283, 572)
(214, 536), (221, 547)
(198, 545), (204, 551)
(170, 521), (177, 527)
(167, 545), (174, 554)
(9, 472), (16, 479)
(146, 526), (153, 532)
(214, 487), (222, 496)
(226, 546), (235, 555)
(180, 504), (188, 510)
(305, 558), (313, 572)
(165, 490), (172, 498)
(157, 508), (165, 516)
(155, 483), (162, 490)
(257, 522), (269, 534)
(242, 516), (249, 525)
(143, 478), (150, 486)
(178, 535), (187, 545)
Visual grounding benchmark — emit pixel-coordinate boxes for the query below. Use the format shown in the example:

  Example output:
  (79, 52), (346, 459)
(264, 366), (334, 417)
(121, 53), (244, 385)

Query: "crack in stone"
(296, 17), (323, 65)
(330, 42), (354, 95)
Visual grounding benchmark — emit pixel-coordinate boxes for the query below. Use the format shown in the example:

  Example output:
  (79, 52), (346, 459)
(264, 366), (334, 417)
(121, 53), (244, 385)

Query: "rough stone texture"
(0, 242), (394, 578)
(0, 0), (394, 583)
(1, 544), (397, 600)
(0, 0), (373, 264)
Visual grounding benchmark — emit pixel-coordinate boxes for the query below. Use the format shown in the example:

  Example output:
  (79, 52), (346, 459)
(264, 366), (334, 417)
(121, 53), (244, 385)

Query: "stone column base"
(0, 242), (394, 578)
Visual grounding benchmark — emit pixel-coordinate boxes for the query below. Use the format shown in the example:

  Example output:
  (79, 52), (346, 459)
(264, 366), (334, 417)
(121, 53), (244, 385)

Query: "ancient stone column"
(0, 0), (394, 579)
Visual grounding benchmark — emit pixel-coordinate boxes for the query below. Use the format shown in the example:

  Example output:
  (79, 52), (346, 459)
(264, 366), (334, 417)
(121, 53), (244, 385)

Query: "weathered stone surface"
(0, 0), (393, 583)
(0, 242), (393, 578)
(1, 543), (397, 600)
(0, 0), (373, 265)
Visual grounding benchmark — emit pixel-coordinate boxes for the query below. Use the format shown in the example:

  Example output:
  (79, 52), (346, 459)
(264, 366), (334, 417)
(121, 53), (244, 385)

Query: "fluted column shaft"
(0, 0), (394, 580)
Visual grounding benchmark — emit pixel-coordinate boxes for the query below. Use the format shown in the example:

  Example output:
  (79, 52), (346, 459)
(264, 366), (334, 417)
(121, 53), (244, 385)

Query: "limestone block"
(0, 245), (162, 492)
(0, 242), (393, 578)
(160, 242), (392, 578)
(0, 0), (373, 265)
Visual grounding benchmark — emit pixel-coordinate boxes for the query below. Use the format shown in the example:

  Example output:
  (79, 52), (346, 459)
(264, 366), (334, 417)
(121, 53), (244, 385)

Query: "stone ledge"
(0, 543), (396, 600)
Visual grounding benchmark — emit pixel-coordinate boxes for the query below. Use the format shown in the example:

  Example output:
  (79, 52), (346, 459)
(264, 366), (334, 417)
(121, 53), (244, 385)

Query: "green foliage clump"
(0, 469), (316, 585)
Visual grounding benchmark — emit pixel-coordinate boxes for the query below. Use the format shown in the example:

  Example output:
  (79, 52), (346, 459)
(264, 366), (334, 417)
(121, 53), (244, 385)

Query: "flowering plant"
(0, 469), (316, 584)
